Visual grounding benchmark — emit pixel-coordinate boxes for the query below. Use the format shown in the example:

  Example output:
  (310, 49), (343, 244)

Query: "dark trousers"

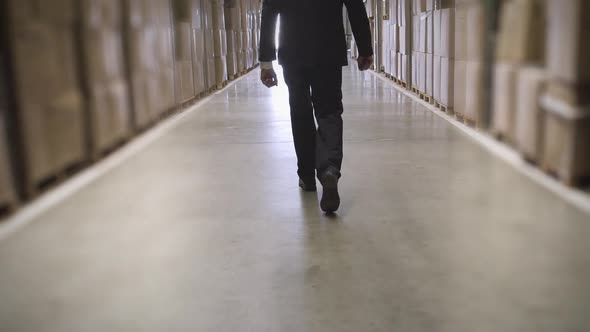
(282, 66), (344, 180)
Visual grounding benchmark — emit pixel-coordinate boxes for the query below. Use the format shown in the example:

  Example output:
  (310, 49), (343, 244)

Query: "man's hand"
(261, 68), (278, 88)
(357, 55), (374, 71)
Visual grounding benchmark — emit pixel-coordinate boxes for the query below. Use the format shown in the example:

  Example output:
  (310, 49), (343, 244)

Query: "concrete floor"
(1, 66), (590, 332)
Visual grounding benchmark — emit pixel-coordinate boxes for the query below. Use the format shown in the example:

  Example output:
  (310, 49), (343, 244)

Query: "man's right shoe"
(299, 177), (317, 192)
(319, 169), (340, 213)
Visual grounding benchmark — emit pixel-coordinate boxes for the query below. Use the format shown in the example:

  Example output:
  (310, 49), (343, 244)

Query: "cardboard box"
(419, 14), (427, 53)
(466, 4), (485, 61)
(454, 7), (467, 61)
(413, 16), (420, 52)
(129, 73), (153, 128)
(0, 135), (16, 207)
(175, 22), (193, 61)
(492, 63), (518, 141)
(541, 96), (590, 183)
(426, 53), (433, 96)
(515, 66), (548, 161)
(396, 53), (404, 81)
(433, 10), (442, 56)
(426, 11), (433, 54)
(399, 0), (410, 27)
(412, 52), (418, 89)
(496, 0), (545, 64)
(547, 81), (590, 108)
(400, 25), (409, 54)
(440, 9), (455, 58)
(440, 57), (454, 108)
(413, 0), (427, 14)
(418, 53), (426, 92)
(390, 0), (398, 25)
(193, 28), (207, 95)
(215, 56), (228, 85)
(546, 0), (590, 83)
(401, 54), (409, 82)
(426, 0), (434, 11)
(391, 51), (399, 77)
(453, 60), (467, 116)
(175, 60), (195, 103)
(391, 25), (399, 53)
(433, 55), (442, 101)
(88, 81), (131, 153)
(7, 5), (86, 188)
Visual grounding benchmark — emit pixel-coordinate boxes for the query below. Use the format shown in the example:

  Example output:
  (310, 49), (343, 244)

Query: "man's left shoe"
(299, 177), (317, 192)
(319, 169), (340, 213)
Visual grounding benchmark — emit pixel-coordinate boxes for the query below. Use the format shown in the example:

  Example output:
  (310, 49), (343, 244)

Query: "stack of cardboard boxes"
(453, 0), (486, 126)
(395, 0), (411, 84)
(153, 0), (176, 113)
(252, 3), (261, 67)
(81, 0), (132, 157)
(493, 0), (545, 145)
(203, 0), (217, 91)
(211, 0), (228, 88)
(236, 0), (246, 73)
(493, 0), (546, 158)
(246, 0), (254, 69)
(413, 0), (434, 97)
(0, 50), (16, 209)
(190, 0), (208, 96)
(6, 0), (86, 196)
(381, 0), (397, 79)
(541, 0), (590, 184)
(172, 0), (196, 104)
(124, 0), (156, 129)
(225, 0), (241, 79)
(432, 1), (454, 111)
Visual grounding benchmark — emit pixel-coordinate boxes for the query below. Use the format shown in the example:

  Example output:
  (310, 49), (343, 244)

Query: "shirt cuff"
(260, 62), (273, 70)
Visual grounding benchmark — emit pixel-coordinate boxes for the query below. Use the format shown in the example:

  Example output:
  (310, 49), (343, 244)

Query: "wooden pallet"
(463, 116), (478, 128)
(440, 104), (453, 115)
(25, 159), (89, 199)
(0, 201), (17, 220)
(542, 165), (590, 188)
(216, 81), (228, 90)
(491, 130), (513, 145)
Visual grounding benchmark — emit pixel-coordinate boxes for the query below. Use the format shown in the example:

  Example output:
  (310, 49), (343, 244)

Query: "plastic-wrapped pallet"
(80, 0), (133, 156)
(515, 67), (547, 162)
(124, 0), (159, 129)
(153, 0), (177, 112)
(240, 0), (250, 70)
(541, 0), (590, 185)
(172, 0), (197, 103)
(0, 57), (17, 209)
(494, 0), (547, 142)
(211, 0), (228, 87)
(455, 0), (486, 124)
(492, 63), (518, 140)
(203, 0), (217, 90)
(433, 8), (454, 111)
(224, 0), (241, 79)
(6, 0), (86, 196)
(191, 0), (208, 95)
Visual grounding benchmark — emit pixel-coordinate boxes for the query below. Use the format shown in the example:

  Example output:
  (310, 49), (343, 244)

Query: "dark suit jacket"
(258, 0), (373, 67)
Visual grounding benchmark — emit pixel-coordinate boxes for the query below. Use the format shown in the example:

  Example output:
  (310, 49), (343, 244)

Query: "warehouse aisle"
(1, 66), (589, 332)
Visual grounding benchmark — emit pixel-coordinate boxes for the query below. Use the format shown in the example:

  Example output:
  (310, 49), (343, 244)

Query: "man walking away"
(258, 0), (374, 213)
